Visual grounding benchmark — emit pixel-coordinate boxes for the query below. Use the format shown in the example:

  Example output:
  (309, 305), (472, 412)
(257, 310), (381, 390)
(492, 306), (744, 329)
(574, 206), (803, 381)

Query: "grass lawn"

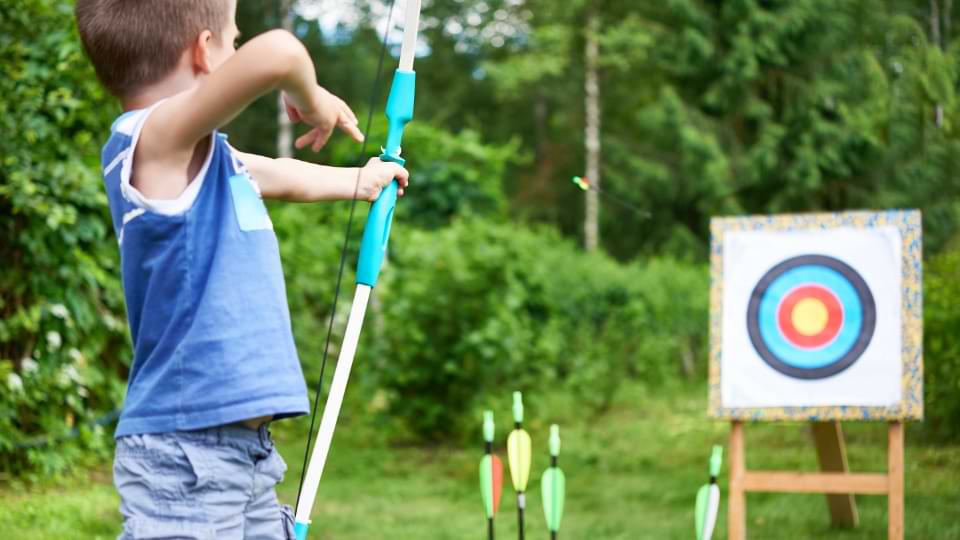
(1, 380), (958, 539)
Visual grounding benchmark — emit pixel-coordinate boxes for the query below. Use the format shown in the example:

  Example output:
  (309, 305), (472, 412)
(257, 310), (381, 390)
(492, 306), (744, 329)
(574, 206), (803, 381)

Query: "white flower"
(21, 358), (39, 374)
(50, 304), (69, 319)
(77, 387), (89, 398)
(62, 365), (83, 384)
(103, 313), (124, 331)
(7, 373), (23, 393)
(46, 331), (62, 351)
(69, 348), (86, 367)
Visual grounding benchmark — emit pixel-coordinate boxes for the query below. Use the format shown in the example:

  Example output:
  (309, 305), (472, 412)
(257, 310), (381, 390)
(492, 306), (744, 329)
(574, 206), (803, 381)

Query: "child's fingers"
(388, 164), (408, 197)
(337, 97), (359, 125)
(396, 171), (409, 191)
(296, 128), (323, 150)
(311, 128), (332, 152)
(294, 126), (334, 152)
(295, 129), (315, 149)
(294, 133), (308, 149)
(339, 117), (364, 143)
(391, 164), (410, 184)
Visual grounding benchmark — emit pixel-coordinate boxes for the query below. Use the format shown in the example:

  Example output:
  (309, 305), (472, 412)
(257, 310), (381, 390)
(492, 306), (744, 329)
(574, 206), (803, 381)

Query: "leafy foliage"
(456, 0), (960, 258)
(5, 0), (960, 481)
(370, 219), (706, 440)
(395, 124), (518, 228)
(923, 249), (960, 441)
(272, 120), (522, 386)
(0, 0), (126, 478)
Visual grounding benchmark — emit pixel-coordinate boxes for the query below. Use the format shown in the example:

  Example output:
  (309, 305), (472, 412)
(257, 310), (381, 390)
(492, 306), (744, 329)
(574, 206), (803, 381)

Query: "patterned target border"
(746, 255), (876, 379)
(707, 210), (924, 421)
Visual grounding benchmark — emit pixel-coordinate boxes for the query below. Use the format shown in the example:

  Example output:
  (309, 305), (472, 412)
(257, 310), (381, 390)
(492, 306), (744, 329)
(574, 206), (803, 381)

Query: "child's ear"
(192, 30), (215, 75)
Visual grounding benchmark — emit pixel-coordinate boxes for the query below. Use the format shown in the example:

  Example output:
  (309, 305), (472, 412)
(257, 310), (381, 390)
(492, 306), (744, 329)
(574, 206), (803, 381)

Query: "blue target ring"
(758, 266), (862, 369)
(747, 255), (876, 379)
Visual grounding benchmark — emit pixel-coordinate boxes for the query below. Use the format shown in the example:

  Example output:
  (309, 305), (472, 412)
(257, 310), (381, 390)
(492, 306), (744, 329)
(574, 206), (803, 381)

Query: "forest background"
(2, 0), (959, 496)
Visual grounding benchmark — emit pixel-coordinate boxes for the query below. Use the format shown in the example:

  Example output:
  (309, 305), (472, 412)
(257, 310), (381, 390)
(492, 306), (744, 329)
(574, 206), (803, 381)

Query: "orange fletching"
(491, 454), (504, 515)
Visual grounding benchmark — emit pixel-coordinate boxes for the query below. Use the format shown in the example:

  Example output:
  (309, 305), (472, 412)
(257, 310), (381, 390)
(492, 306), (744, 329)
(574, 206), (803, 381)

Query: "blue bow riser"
(356, 69), (416, 287)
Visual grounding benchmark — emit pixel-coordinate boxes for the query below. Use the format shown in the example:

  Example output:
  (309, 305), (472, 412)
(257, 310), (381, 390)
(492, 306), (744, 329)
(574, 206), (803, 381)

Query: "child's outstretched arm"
(134, 30), (360, 198)
(237, 153), (410, 203)
(153, 29), (361, 149)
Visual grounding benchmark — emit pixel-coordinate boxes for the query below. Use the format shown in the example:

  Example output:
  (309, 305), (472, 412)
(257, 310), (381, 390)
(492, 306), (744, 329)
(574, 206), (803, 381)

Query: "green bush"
(630, 258), (710, 379)
(313, 120), (520, 228)
(369, 219), (708, 440)
(0, 0), (524, 474)
(924, 249), (960, 441)
(0, 0), (127, 478)
(273, 120), (522, 387)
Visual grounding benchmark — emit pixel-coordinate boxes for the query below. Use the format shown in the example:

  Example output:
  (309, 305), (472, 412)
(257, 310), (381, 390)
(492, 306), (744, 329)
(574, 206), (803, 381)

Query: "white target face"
(720, 226), (903, 408)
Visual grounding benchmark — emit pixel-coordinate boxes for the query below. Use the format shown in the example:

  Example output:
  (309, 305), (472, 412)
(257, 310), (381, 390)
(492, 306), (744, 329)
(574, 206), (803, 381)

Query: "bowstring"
(294, 0), (399, 510)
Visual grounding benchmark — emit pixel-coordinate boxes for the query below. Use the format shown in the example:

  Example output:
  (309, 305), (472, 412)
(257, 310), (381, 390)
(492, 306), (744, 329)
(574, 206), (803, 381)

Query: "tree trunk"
(680, 338), (695, 379)
(946, 0), (954, 42)
(527, 89), (557, 220)
(584, 11), (601, 251)
(931, 0), (944, 127)
(277, 0), (295, 158)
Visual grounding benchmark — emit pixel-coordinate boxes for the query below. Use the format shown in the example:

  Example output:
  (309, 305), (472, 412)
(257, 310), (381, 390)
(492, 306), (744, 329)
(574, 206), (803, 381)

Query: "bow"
(293, 1), (422, 538)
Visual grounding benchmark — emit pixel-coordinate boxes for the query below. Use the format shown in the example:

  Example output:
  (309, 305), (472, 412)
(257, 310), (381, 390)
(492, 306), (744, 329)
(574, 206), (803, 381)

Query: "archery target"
(747, 255), (876, 380)
(720, 226), (902, 409)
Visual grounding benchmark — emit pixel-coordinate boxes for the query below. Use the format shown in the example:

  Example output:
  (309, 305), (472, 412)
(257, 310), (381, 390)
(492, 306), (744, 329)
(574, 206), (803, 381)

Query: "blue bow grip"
(356, 69), (416, 288)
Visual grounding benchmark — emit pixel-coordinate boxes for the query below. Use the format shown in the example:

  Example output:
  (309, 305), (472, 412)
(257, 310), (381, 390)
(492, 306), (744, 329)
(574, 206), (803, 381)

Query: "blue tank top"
(101, 107), (309, 437)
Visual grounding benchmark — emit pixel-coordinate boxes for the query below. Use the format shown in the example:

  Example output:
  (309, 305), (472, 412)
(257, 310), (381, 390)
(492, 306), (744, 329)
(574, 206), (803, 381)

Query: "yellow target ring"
(791, 298), (829, 336)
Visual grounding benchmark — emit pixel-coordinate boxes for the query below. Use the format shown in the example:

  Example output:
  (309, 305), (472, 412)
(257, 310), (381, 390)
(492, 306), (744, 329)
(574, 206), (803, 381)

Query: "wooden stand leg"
(727, 419), (905, 539)
(888, 422), (904, 540)
(812, 421), (858, 527)
(729, 421), (746, 540)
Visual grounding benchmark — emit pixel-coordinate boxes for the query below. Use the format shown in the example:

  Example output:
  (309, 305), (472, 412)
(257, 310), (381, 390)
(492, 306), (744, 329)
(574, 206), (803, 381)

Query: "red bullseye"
(777, 285), (843, 349)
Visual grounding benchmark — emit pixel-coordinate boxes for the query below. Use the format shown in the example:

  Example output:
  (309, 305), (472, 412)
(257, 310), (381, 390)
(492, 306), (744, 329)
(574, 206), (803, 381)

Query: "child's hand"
(286, 87), (364, 151)
(358, 157), (409, 202)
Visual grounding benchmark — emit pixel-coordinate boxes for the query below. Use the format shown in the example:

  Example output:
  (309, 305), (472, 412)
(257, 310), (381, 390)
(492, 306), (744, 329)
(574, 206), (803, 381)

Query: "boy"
(75, 1), (409, 538)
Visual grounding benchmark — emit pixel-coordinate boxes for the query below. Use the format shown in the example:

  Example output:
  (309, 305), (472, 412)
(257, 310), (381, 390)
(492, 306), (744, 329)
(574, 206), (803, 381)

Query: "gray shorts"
(114, 424), (296, 539)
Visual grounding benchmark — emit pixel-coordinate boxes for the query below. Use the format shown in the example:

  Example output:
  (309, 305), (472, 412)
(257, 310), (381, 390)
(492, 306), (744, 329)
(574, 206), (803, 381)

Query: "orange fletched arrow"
(481, 411), (504, 539)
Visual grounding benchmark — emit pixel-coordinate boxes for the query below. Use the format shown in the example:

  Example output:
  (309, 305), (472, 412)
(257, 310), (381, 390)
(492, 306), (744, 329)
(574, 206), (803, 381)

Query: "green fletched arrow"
(571, 176), (591, 191)
(695, 445), (723, 540)
(507, 392), (533, 540)
(540, 425), (565, 540)
(569, 175), (651, 218)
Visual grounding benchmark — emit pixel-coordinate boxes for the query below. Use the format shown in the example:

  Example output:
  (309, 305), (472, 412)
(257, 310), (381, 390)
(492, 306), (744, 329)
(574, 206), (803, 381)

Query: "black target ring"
(746, 255), (876, 380)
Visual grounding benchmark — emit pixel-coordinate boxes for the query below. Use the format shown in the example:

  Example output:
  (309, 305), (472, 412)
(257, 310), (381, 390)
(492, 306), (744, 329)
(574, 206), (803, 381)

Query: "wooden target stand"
(727, 420), (904, 540)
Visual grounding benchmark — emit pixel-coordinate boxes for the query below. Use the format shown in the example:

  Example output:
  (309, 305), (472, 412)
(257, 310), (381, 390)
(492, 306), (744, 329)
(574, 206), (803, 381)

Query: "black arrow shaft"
(592, 185), (651, 218)
(517, 493), (525, 540)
